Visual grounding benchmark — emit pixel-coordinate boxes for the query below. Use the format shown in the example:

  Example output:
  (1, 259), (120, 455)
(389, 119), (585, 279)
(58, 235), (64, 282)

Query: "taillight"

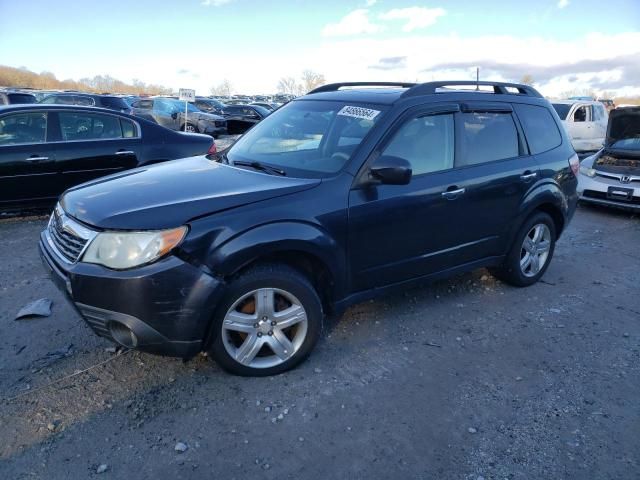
(207, 141), (217, 155)
(568, 153), (579, 176)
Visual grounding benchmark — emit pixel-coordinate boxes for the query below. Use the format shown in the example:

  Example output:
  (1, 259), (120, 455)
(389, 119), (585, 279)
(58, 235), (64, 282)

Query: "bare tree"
(210, 79), (233, 97)
(277, 76), (298, 96)
(300, 70), (325, 94)
(520, 74), (535, 86)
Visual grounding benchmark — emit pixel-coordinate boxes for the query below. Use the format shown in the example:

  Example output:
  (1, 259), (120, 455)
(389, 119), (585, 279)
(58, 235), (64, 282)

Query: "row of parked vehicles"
(0, 80), (637, 376)
(0, 89), (283, 137)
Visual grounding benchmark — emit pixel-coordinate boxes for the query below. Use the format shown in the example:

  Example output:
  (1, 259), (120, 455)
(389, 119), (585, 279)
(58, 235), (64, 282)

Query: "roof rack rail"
(401, 81), (543, 98)
(308, 82), (416, 95)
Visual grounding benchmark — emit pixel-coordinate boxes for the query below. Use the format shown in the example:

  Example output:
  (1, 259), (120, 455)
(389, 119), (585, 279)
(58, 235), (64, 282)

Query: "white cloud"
(201, 0), (232, 6)
(364, 0), (377, 6)
(379, 7), (446, 32)
(322, 9), (384, 37)
(557, 0), (569, 8)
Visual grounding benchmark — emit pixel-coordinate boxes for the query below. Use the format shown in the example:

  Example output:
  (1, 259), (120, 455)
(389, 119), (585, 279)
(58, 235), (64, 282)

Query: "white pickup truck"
(551, 100), (608, 153)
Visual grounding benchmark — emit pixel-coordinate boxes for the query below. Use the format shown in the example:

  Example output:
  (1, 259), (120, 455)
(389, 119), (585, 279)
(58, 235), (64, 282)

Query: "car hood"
(606, 107), (640, 146)
(60, 156), (320, 230)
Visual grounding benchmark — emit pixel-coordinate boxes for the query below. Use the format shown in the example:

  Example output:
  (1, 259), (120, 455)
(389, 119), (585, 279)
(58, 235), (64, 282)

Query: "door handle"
(115, 150), (135, 156)
(25, 156), (49, 162)
(441, 187), (466, 199)
(520, 172), (537, 182)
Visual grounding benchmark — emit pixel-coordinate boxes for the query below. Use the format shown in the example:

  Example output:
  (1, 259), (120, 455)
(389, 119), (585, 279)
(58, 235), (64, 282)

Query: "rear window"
(552, 103), (571, 120)
(514, 104), (562, 154)
(99, 96), (129, 110)
(8, 93), (37, 104)
(457, 112), (520, 166)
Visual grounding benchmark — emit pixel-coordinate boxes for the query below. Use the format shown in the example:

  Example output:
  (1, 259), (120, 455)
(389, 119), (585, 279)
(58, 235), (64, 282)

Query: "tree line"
(0, 65), (172, 95)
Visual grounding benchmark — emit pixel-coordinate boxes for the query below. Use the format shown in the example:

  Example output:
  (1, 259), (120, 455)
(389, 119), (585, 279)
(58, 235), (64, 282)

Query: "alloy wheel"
(221, 288), (308, 369)
(520, 223), (552, 277)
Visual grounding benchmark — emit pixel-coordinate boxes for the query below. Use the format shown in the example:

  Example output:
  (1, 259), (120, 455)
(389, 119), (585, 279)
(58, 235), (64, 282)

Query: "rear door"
(0, 110), (59, 205)
(50, 110), (142, 191)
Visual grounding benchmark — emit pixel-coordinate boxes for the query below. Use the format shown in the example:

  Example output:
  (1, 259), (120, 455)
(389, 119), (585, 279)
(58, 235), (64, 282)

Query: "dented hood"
(60, 156), (320, 230)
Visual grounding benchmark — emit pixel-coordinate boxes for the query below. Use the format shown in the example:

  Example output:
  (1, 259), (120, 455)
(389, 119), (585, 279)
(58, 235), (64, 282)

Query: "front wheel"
(491, 212), (556, 287)
(183, 123), (199, 133)
(208, 264), (323, 376)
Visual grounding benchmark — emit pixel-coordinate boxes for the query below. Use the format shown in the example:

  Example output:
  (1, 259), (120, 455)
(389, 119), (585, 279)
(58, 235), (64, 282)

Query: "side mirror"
(369, 155), (412, 185)
(171, 112), (178, 120)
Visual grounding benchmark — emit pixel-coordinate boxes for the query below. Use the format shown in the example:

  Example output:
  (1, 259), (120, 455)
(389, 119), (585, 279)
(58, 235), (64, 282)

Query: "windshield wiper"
(232, 160), (287, 176)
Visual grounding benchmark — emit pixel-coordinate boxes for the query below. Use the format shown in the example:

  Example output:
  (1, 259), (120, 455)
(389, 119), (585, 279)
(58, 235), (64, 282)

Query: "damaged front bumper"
(39, 232), (224, 358)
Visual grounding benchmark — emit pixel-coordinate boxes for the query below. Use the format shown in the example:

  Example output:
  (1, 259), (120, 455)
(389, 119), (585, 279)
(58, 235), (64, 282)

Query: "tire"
(491, 212), (556, 287)
(183, 123), (199, 133)
(209, 264), (323, 376)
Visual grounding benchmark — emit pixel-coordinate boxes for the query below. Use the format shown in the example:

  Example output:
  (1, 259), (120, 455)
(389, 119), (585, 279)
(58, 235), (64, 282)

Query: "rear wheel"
(491, 212), (556, 287)
(209, 264), (323, 376)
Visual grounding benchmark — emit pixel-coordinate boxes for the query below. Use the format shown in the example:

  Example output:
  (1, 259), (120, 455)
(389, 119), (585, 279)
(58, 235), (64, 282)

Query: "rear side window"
(8, 93), (37, 104)
(383, 113), (454, 175)
(0, 112), (47, 145)
(121, 118), (137, 138)
(457, 112), (519, 166)
(59, 112), (123, 141)
(514, 104), (562, 154)
(100, 96), (128, 110)
(74, 96), (95, 106)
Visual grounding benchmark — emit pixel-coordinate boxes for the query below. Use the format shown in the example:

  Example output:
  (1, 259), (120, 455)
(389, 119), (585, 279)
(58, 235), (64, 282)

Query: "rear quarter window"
(514, 104), (562, 154)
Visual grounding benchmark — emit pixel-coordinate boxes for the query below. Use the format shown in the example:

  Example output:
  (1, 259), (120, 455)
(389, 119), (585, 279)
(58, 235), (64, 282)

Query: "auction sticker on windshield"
(337, 105), (381, 121)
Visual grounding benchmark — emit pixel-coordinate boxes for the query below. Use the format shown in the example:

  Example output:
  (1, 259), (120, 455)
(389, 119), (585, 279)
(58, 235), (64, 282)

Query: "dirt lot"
(0, 204), (638, 480)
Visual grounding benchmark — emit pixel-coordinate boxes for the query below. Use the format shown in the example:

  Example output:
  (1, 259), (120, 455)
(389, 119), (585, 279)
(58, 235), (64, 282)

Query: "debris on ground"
(15, 298), (52, 320)
(96, 464), (108, 474)
(175, 442), (188, 453)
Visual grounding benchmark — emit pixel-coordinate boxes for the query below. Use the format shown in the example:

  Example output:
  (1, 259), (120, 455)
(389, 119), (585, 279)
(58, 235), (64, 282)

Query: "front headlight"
(579, 165), (596, 177)
(82, 227), (187, 270)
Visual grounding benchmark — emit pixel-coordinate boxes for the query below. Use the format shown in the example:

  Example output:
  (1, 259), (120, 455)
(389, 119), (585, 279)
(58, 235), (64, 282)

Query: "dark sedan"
(221, 104), (271, 134)
(40, 93), (131, 113)
(0, 104), (215, 211)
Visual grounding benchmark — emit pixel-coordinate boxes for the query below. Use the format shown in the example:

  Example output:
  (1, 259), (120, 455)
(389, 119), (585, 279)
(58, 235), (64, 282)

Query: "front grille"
(583, 189), (640, 205)
(47, 205), (96, 263)
(76, 304), (113, 340)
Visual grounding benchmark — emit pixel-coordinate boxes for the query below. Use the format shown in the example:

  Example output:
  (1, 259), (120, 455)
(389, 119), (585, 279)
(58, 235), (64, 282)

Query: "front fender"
(208, 221), (346, 296)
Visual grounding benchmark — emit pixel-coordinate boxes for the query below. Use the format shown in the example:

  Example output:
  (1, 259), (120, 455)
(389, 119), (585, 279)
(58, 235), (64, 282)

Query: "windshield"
(160, 98), (200, 113)
(252, 105), (271, 117)
(552, 103), (571, 120)
(227, 100), (386, 177)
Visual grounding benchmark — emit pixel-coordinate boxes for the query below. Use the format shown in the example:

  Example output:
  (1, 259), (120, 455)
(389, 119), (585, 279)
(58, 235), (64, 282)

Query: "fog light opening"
(108, 321), (138, 348)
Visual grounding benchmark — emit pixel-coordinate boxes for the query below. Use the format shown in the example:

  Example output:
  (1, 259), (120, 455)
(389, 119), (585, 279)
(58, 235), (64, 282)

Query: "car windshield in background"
(227, 100), (387, 177)
(165, 99), (200, 113)
(252, 105), (271, 116)
(551, 103), (571, 120)
(100, 96), (129, 110)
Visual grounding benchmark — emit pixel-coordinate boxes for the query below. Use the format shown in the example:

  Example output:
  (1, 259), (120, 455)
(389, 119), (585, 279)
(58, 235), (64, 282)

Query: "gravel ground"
(0, 204), (638, 479)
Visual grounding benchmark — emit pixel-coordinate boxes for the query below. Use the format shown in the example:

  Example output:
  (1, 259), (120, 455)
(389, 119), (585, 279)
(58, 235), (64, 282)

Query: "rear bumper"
(39, 233), (224, 358)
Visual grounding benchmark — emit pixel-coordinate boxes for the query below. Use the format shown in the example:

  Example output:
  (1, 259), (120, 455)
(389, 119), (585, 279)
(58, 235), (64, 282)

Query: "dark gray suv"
(131, 97), (227, 136)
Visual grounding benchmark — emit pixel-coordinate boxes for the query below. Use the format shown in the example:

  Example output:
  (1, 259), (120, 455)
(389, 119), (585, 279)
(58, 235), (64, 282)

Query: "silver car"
(578, 106), (640, 210)
(131, 97), (226, 136)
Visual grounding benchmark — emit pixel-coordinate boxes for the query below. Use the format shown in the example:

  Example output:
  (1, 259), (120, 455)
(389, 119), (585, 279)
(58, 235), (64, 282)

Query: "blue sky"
(1, 0), (639, 96)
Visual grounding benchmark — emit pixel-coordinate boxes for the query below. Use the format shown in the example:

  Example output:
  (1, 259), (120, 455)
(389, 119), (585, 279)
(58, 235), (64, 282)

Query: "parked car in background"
(599, 99), (616, 112)
(552, 100), (608, 153)
(221, 104), (271, 134)
(40, 93), (132, 113)
(578, 106), (640, 210)
(131, 97), (226, 136)
(192, 96), (226, 115)
(250, 102), (277, 111)
(39, 81), (578, 376)
(0, 90), (37, 105)
(0, 104), (214, 210)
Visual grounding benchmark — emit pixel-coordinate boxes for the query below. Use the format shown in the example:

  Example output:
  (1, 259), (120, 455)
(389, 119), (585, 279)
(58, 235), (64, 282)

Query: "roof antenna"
(476, 67), (480, 91)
